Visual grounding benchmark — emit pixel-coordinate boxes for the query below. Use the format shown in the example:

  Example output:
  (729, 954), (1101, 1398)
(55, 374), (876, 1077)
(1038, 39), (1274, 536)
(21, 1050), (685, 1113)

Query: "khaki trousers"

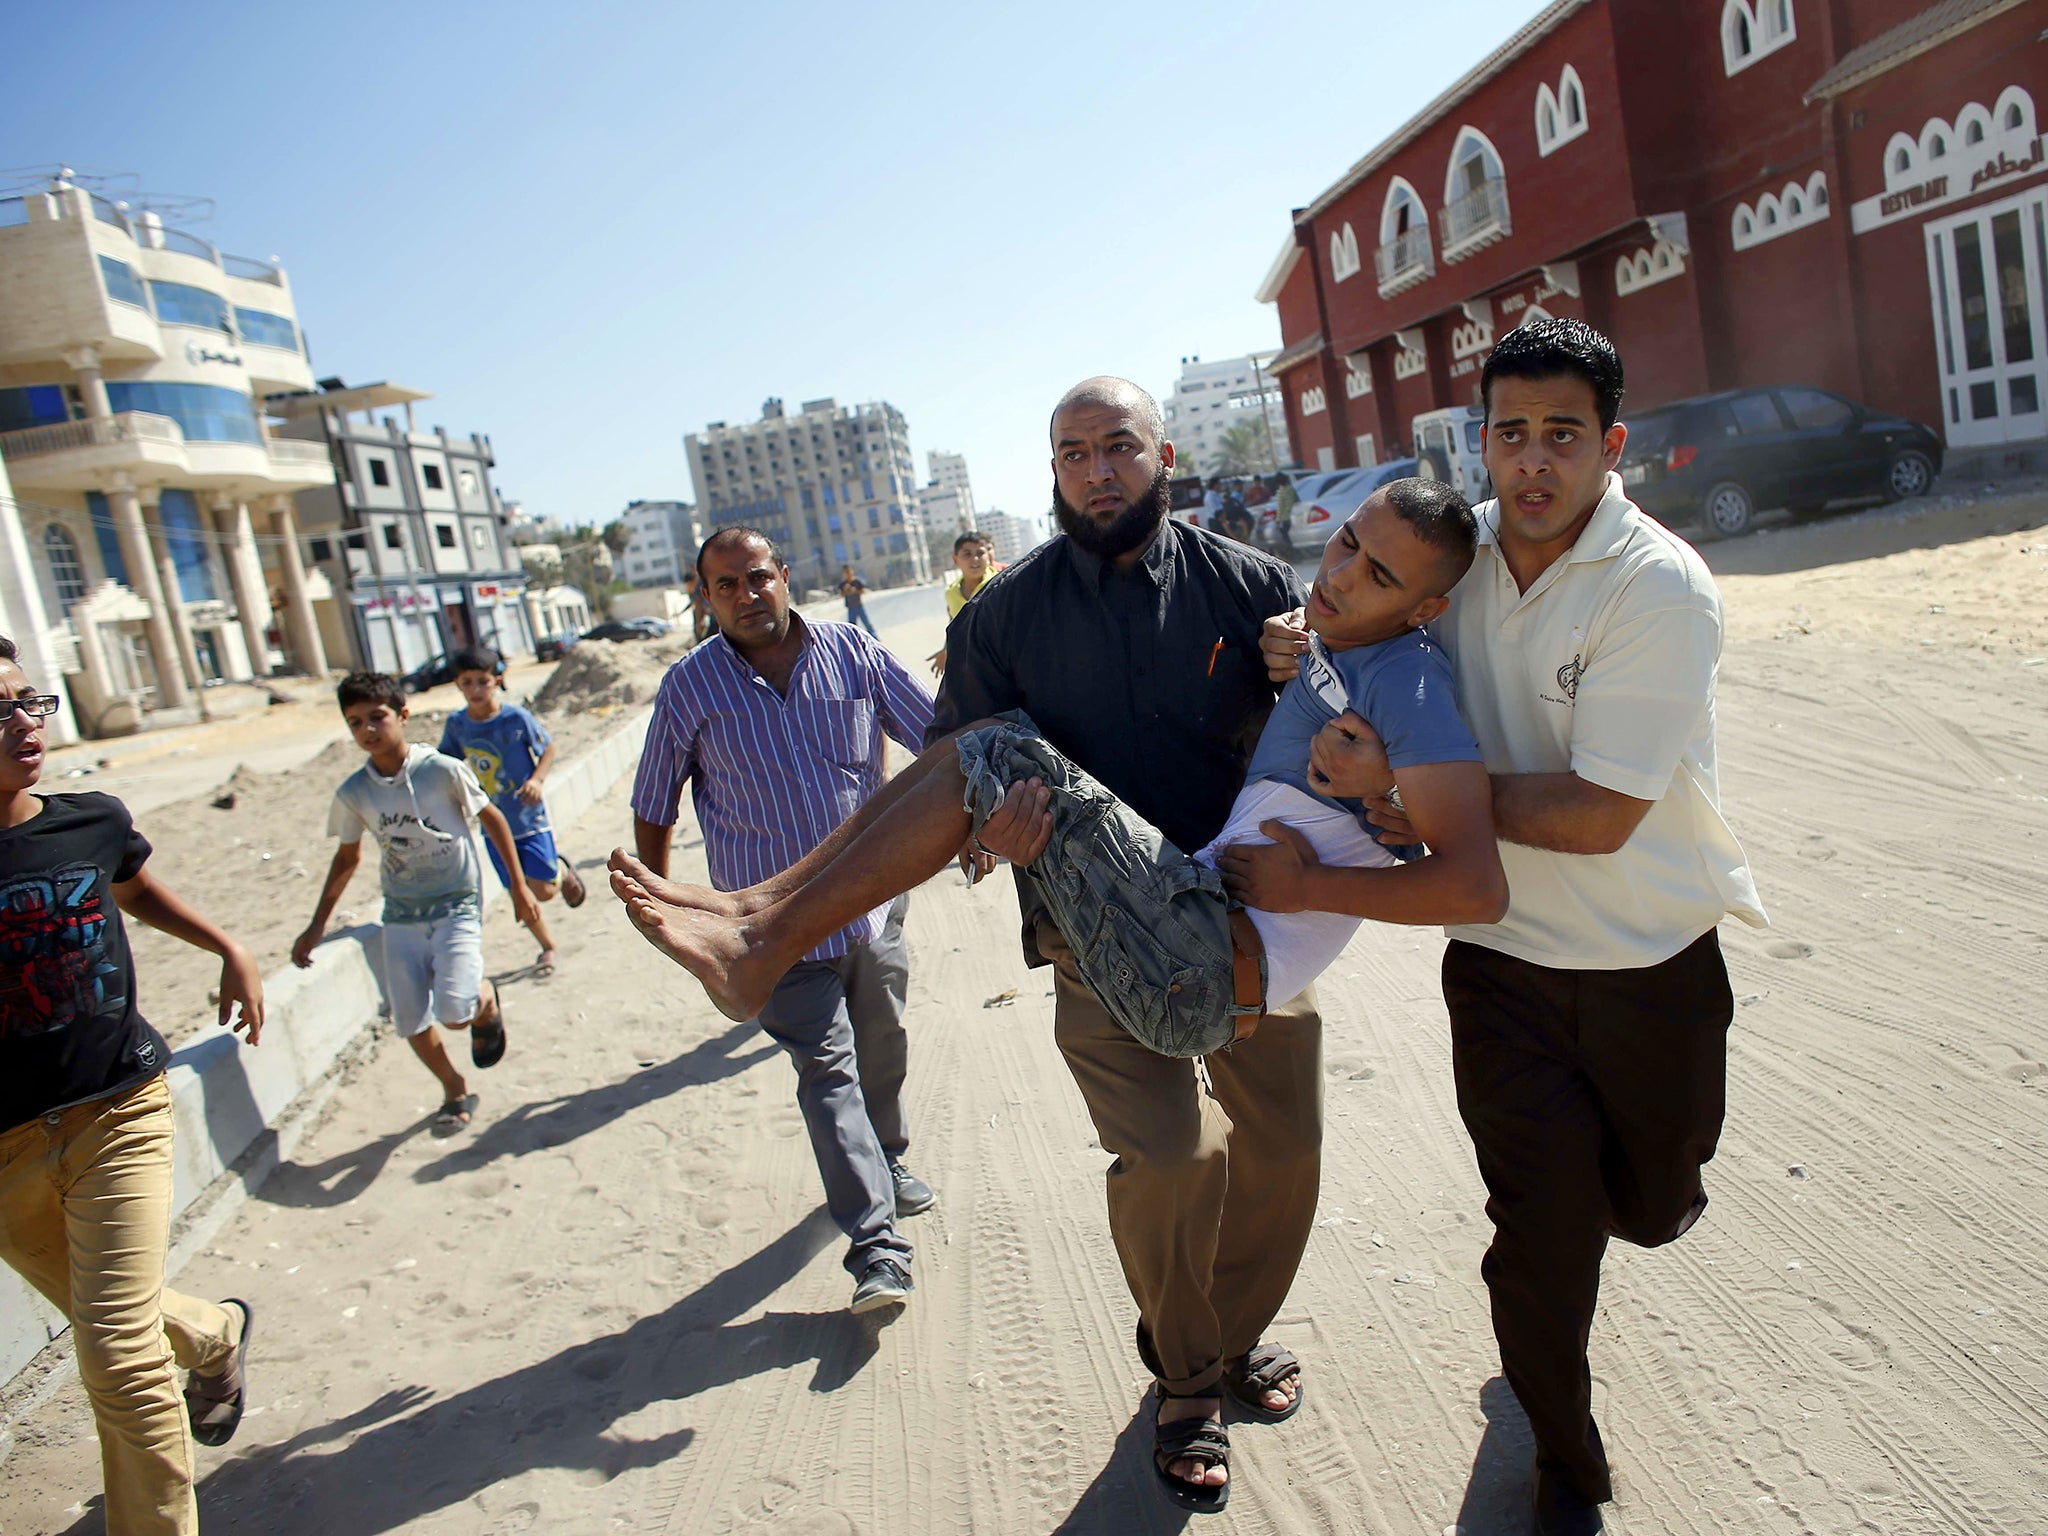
(0, 1074), (239, 1536)
(1040, 917), (1323, 1395)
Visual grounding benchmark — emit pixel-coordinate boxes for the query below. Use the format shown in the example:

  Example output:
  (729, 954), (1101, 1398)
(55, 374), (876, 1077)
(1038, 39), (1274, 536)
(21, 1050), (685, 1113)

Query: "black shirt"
(928, 519), (1306, 963)
(0, 793), (167, 1131)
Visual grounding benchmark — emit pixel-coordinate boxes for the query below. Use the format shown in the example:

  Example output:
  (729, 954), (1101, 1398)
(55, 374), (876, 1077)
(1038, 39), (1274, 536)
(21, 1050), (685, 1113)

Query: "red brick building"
(1260, 0), (2048, 472)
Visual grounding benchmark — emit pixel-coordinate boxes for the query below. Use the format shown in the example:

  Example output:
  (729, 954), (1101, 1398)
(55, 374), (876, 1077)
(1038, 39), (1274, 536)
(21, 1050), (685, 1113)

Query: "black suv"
(1618, 385), (1942, 539)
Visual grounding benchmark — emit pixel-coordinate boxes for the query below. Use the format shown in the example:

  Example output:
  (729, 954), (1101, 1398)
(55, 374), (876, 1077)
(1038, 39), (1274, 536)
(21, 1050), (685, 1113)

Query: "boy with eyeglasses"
(0, 635), (264, 1533)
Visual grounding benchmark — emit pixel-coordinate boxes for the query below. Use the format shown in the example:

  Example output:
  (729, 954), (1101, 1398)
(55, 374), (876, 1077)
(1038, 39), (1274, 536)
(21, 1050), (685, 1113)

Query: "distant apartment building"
(1163, 354), (1292, 475)
(619, 498), (701, 587)
(918, 447), (977, 535)
(975, 508), (1042, 566)
(0, 171), (335, 736)
(270, 379), (533, 673)
(684, 396), (931, 594)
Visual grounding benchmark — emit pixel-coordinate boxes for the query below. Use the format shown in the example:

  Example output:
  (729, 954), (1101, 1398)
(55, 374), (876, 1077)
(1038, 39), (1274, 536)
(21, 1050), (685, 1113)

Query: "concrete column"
(64, 345), (111, 420)
(267, 498), (327, 675)
(0, 455), (80, 743)
(214, 497), (272, 677)
(104, 479), (189, 709)
(144, 505), (205, 694)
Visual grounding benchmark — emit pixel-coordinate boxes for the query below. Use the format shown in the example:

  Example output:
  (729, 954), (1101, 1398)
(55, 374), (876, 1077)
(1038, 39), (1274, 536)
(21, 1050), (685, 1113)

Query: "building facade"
(1162, 354), (1293, 473)
(685, 396), (932, 595)
(975, 508), (1043, 566)
(0, 174), (333, 735)
(619, 498), (702, 587)
(271, 380), (533, 674)
(1262, 0), (2048, 475)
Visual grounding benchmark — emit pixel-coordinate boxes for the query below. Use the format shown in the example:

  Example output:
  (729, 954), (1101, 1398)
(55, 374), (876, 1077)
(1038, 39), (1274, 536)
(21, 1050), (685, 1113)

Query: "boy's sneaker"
(851, 1257), (912, 1315)
(890, 1161), (936, 1216)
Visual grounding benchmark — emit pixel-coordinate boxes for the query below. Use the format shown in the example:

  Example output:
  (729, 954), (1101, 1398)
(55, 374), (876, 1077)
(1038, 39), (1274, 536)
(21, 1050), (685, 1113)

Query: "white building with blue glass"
(0, 171), (334, 736)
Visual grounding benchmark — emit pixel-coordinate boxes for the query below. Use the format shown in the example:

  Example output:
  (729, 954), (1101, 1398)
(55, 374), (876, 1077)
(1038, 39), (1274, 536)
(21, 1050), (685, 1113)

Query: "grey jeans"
(955, 711), (1244, 1057)
(757, 894), (913, 1275)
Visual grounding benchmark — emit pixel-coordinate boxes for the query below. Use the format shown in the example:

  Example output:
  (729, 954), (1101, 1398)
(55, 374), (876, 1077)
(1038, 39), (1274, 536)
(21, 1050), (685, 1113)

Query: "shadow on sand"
(411, 1018), (777, 1185)
(56, 1209), (875, 1536)
(1454, 1375), (1537, 1534)
(1053, 1389), (1192, 1536)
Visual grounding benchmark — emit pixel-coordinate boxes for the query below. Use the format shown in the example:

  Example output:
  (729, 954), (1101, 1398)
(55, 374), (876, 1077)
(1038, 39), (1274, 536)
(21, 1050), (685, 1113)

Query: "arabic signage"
(1852, 136), (2046, 234)
(183, 340), (245, 370)
(354, 590), (436, 616)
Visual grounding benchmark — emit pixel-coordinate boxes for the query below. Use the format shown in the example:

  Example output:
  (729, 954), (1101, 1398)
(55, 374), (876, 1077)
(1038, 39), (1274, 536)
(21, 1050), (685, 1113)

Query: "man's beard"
(1052, 465), (1171, 560)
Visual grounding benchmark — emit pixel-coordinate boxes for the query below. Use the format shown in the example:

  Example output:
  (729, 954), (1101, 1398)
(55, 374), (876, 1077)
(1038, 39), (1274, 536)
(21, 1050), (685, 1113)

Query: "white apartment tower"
(0, 170), (336, 736)
(619, 498), (702, 588)
(685, 397), (930, 593)
(1163, 354), (1291, 476)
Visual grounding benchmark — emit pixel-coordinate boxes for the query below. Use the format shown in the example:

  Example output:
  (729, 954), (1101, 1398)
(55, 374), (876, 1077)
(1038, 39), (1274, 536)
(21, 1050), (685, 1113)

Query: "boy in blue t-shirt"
(440, 646), (585, 974)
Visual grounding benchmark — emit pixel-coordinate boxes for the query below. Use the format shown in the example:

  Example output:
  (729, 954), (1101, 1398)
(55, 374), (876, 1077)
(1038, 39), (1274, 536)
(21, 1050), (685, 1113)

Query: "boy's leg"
(612, 724), (990, 1020)
(757, 957), (911, 1279)
(385, 920), (477, 1099)
(408, 1029), (471, 1102)
(52, 1077), (202, 1535)
(489, 838), (560, 958)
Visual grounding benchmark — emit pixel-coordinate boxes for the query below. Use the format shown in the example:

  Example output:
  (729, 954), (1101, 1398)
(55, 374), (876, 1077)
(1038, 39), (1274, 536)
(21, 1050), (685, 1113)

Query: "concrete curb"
(0, 706), (655, 1393)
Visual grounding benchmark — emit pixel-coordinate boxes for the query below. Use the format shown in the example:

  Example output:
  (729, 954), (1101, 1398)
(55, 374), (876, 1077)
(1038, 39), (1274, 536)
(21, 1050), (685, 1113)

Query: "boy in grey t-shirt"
(293, 672), (539, 1131)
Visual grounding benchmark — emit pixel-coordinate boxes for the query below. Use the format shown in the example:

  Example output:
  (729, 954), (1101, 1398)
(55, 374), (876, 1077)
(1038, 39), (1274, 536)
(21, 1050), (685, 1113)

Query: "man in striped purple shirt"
(628, 527), (939, 1315)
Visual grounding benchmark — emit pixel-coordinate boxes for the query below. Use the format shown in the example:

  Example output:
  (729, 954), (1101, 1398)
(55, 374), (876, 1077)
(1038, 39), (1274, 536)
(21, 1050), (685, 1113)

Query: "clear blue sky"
(3, 0), (1542, 534)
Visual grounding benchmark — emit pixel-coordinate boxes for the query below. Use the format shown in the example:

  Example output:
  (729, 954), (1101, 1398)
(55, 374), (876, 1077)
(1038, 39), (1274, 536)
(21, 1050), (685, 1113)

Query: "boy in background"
(928, 532), (1004, 678)
(440, 645), (585, 975)
(294, 672), (539, 1131)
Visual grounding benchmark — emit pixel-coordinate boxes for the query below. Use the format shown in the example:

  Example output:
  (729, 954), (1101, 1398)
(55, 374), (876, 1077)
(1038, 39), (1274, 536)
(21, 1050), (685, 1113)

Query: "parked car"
(1617, 385), (1942, 539)
(401, 654), (461, 694)
(535, 630), (578, 663)
(1412, 405), (1492, 506)
(1287, 458), (1422, 549)
(1169, 475), (1209, 528)
(581, 619), (662, 643)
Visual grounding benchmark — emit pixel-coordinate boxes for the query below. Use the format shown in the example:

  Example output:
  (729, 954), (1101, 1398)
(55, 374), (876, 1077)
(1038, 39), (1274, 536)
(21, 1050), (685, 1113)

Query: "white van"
(1412, 406), (1492, 506)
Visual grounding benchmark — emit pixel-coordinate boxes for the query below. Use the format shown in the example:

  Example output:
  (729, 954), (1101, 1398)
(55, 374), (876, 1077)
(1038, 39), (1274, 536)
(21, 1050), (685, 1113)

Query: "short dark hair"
(697, 526), (782, 580)
(1480, 317), (1626, 431)
(450, 645), (502, 677)
(954, 532), (990, 553)
(0, 635), (16, 665)
(1379, 477), (1479, 592)
(336, 671), (407, 715)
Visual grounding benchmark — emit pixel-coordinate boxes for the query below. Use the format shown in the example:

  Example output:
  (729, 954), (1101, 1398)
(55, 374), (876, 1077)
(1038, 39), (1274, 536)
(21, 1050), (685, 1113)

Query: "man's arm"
(1218, 760), (1507, 925)
(633, 815), (674, 880)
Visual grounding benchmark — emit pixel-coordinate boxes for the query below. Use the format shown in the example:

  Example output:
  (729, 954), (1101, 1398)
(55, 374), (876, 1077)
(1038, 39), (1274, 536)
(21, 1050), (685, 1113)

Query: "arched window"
(1964, 119), (1985, 146)
(2005, 101), (2026, 131)
(1892, 146), (1912, 175)
(1329, 222), (1361, 282)
(44, 524), (85, 607)
(1445, 128), (1503, 205)
(1380, 178), (1424, 244)
(1536, 66), (1589, 156)
(1928, 132), (1948, 160)
(1735, 209), (1755, 240)
(1785, 189), (1805, 217)
(1563, 75), (1583, 126)
(1540, 98), (1557, 141)
(1725, 3), (1753, 64)
(1761, 200), (1779, 227)
(1723, 0), (1793, 74)
(1765, 0), (1791, 40)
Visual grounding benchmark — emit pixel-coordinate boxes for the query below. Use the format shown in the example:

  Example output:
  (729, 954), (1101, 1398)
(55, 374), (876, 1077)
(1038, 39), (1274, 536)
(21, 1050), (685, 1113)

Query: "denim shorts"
(955, 711), (1247, 1058)
(381, 911), (484, 1038)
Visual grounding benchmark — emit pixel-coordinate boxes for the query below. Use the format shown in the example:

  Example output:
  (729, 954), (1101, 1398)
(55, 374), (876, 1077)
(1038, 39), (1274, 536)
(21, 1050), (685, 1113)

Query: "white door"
(1354, 434), (1377, 466)
(1316, 445), (1336, 471)
(1926, 188), (2048, 447)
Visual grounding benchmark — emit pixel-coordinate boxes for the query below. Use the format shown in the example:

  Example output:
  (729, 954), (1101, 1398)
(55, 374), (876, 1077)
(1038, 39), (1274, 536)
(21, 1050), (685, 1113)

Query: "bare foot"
(606, 849), (749, 917)
(609, 870), (777, 1020)
(534, 949), (557, 977)
(1158, 1394), (1228, 1491)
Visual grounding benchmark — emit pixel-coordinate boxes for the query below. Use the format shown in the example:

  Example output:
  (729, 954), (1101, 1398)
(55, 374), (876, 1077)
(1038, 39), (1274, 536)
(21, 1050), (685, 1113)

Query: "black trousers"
(1445, 930), (1734, 1503)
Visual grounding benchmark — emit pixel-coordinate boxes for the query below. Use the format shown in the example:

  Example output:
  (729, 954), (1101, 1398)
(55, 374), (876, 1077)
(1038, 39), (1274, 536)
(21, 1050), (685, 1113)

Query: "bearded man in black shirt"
(931, 378), (1320, 1507)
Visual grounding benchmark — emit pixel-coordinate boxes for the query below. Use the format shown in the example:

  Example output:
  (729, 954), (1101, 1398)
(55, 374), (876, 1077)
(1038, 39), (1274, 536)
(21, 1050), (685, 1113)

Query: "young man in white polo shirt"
(1257, 319), (1765, 1534)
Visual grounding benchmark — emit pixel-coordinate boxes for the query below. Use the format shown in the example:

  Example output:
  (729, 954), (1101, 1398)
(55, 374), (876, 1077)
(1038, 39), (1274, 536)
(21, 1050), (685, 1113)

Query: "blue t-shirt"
(439, 703), (552, 839)
(1244, 627), (1480, 848)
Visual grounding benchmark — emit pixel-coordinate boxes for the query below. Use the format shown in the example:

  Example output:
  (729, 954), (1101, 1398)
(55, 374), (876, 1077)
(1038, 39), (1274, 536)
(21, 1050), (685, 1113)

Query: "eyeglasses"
(0, 695), (61, 721)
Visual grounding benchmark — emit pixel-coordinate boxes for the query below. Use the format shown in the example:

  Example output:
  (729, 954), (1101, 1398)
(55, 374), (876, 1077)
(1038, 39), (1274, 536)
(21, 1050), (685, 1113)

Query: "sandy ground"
(4, 496), (2047, 1535)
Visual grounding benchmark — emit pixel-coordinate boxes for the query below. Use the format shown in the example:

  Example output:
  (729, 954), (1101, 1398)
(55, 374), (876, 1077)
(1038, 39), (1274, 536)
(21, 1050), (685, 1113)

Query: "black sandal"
(471, 995), (507, 1069)
(1224, 1341), (1304, 1423)
(433, 1092), (480, 1132)
(1153, 1390), (1231, 1513)
(184, 1298), (253, 1447)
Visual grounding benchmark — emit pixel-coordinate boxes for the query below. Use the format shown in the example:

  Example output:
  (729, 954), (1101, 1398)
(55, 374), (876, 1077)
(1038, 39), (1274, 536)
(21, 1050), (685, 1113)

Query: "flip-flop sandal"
(534, 950), (557, 978)
(471, 997), (507, 1069)
(1224, 1341), (1304, 1423)
(184, 1297), (253, 1447)
(433, 1092), (480, 1131)
(1154, 1391), (1231, 1513)
(558, 858), (587, 909)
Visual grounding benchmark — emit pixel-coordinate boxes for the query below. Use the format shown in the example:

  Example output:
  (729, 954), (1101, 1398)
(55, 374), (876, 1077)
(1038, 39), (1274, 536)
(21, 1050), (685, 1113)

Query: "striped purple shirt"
(631, 615), (935, 961)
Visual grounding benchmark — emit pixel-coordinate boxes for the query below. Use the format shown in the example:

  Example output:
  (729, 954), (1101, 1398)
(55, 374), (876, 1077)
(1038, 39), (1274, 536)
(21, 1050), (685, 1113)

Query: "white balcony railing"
(1439, 177), (1513, 260)
(265, 439), (332, 468)
(1375, 225), (1436, 296)
(0, 411), (182, 461)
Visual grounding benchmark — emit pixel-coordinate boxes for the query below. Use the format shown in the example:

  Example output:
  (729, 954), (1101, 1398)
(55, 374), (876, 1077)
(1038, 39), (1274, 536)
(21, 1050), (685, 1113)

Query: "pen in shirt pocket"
(1206, 637), (1225, 677)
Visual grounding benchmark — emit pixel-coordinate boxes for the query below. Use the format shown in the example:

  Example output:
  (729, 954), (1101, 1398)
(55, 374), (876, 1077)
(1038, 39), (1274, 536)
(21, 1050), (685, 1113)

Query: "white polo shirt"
(1439, 473), (1766, 969)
